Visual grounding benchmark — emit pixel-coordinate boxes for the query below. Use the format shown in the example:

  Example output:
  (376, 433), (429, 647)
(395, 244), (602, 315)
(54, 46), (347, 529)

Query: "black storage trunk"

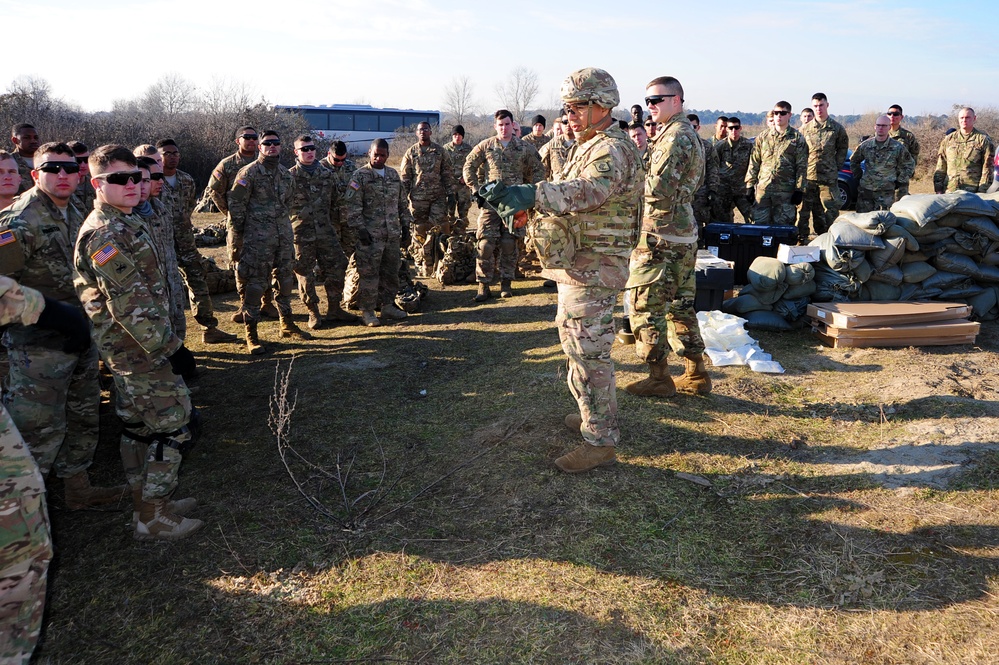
(701, 223), (798, 284)
(694, 252), (734, 312)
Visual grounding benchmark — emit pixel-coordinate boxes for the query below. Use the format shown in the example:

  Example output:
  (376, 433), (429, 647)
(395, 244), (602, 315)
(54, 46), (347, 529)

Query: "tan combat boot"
(130, 486), (198, 530)
(134, 498), (203, 541)
(674, 353), (712, 395)
(473, 283), (491, 302)
(380, 303), (408, 320)
(361, 311), (380, 327)
(230, 311), (246, 324)
(245, 321), (267, 355)
(260, 294), (279, 319)
(625, 358), (677, 397)
(305, 304), (323, 330)
(202, 326), (238, 344)
(279, 317), (314, 340)
(554, 444), (616, 473)
(500, 279), (514, 298)
(565, 413), (582, 432)
(325, 301), (361, 324)
(63, 471), (128, 510)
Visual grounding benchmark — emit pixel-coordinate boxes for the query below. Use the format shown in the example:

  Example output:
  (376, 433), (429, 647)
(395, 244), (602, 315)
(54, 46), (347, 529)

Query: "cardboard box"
(806, 301), (973, 329)
(810, 318), (980, 339)
(777, 243), (820, 264)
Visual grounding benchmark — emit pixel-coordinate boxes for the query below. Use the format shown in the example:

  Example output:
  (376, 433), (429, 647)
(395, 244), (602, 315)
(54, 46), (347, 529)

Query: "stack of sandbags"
(721, 256), (815, 330)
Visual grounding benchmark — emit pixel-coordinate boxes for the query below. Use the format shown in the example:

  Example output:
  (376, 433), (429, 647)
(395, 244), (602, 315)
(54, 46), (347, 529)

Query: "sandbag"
(962, 217), (999, 241)
(922, 270), (973, 290)
(946, 191), (998, 217)
(747, 257), (786, 292)
(745, 310), (792, 331)
(852, 258), (873, 283)
(883, 224), (919, 251)
(918, 226), (957, 243)
(813, 263), (861, 301)
(836, 210), (896, 235)
(981, 252), (999, 266)
(783, 280), (816, 299)
(828, 220), (885, 249)
(810, 233), (865, 273)
(722, 293), (771, 314)
(900, 261), (937, 283)
(868, 236), (906, 271)
(938, 284), (984, 299)
(935, 213), (969, 228)
(901, 251), (931, 263)
(890, 194), (958, 225)
(868, 264), (903, 286)
(900, 284), (941, 300)
(861, 281), (902, 301)
(935, 252), (999, 282)
(784, 262), (815, 286)
(774, 297), (810, 321)
(968, 286), (999, 320)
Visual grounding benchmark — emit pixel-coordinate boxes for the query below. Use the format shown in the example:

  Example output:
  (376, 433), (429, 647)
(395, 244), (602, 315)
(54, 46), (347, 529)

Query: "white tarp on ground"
(696, 310), (785, 373)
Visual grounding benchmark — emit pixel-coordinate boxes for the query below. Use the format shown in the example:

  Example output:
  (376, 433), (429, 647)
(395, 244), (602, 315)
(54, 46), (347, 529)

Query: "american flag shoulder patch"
(348, 180), (360, 190)
(236, 178), (248, 187)
(91, 243), (119, 266)
(0, 230), (16, 247)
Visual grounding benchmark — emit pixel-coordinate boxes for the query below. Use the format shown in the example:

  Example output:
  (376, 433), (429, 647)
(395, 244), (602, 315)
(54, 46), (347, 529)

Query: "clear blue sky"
(3, 0), (995, 118)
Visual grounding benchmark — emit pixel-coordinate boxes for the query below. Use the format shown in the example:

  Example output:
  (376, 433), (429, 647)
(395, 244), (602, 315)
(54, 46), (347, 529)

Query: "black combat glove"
(790, 190), (804, 206)
(745, 187), (756, 205)
(167, 345), (197, 379)
(36, 297), (91, 354)
(357, 227), (373, 246)
(473, 192), (487, 207)
(893, 181), (900, 189)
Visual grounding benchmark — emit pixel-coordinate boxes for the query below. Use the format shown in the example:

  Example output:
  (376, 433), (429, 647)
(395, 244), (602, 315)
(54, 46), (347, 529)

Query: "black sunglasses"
(332, 156), (346, 163)
(75, 156), (89, 164)
(727, 126), (741, 130)
(36, 161), (81, 175)
(886, 112), (901, 117)
(149, 172), (164, 181)
(644, 94), (677, 106)
(261, 139), (281, 146)
(240, 134), (259, 140)
(94, 170), (143, 186)
(773, 110), (790, 116)
(297, 145), (317, 152)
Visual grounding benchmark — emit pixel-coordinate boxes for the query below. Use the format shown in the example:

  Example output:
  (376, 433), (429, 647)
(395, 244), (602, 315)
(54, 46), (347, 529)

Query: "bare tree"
(442, 75), (476, 124)
(141, 73), (198, 116)
(495, 67), (540, 123)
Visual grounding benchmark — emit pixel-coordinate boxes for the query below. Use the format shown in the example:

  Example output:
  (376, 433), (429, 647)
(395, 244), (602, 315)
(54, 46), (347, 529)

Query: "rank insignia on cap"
(92, 243), (119, 266)
(0, 230), (15, 247)
(349, 180), (360, 190)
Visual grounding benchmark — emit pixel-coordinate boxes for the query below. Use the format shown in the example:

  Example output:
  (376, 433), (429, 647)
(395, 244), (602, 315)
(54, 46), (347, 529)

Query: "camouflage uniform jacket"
(208, 152), (256, 214)
(12, 153), (32, 195)
(72, 179), (96, 217)
(463, 136), (545, 191)
(227, 158), (294, 235)
(889, 127), (920, 161)
(522, 133), (552, 151)
(288, 162), (337, 228)
(74, 202), (183, 377)
(321, 156), (357, 227)
(715, 136), (754, 192)
(850, 137), (915, 192)
(534, 123), (644, 289)
(400, 141), (454, 201)
(642, 112), (705, 243)
(801, 117), (849, 185)
(0, 187), (84, 307)
(746, 126), (809, 194)
(443, 140), (472, 186)
(160, 169), (198, 224)
(697, 137), (720, 197)
(934, 128), (996, 193)
(343, 166), (413, 237)
(540, 138), (574, 179)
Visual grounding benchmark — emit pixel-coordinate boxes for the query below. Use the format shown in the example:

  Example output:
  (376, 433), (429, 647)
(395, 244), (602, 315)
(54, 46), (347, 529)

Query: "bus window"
(379, 115), (404, 132)
(329, 113), (353, 131)
(303, 110), (330, 130)
(405, 115), (431, 127)
(355, 114), (379, 131)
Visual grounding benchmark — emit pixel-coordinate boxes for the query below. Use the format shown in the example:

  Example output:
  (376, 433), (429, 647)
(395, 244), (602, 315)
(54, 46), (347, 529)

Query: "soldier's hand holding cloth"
(479, 181), (535, 231)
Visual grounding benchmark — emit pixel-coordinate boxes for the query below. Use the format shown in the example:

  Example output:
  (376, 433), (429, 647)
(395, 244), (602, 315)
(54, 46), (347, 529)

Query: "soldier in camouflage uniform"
(0, 151), (18, 210)
(746, 101), (808, 228)
(288, 135), (353, 329)
(9, 124), (39, 196)
(483, 68), (644, 474)
(443, 125), (473, 235)
(0, 278), (87, 664)
(934, 107), (995, 194)
(850, 115), (916, 213)
(463, 109), (545, 301)
(687, 114), (720, 228)
(228, 131), (312, 354)
(74, 145), (201, 541)
(886, 105), (920, 199)
(625, 76), (712, 397)
(69, 141), (96, 216)
(540, 115), (574, 179)
(713, 117), (754, 223)
(0, 142), (128, 509)
(156, 139), (236, 344)
(799, 93), (849, 237)
(321, 141), (359, 255)
(400, 122), (454, 278)
(342, 139), (414, 327)
(522, 114), (552, 152)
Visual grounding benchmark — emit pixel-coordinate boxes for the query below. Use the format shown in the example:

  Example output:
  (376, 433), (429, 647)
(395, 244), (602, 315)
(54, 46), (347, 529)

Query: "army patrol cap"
(560, 67), (619, 109)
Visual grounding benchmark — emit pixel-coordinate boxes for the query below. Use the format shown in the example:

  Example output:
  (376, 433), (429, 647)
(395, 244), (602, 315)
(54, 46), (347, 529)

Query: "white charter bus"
(275, 104), (441, 152)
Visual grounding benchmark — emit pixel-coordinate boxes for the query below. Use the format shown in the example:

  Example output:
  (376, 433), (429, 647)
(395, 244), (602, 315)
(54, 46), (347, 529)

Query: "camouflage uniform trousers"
(236, 220), (296, 323)
(3, 337), (100, 478)
(353, 228), (402, 311)
(410, 197), (450, 276)
(628, 236), (705, 364)
(712, 187), (753, 223)
(751, 191), (796, 226)
(856, 188), (895, 213)
(115, 364), (192, 502)
(332, 214), (358, 259)
(447, 188), (472, 235)
(292, 218), (347, 310)
(557, 284), (620, 448)
(475, 208), (520, 284)
(0, 410), (52, 665)
(797, 181), (840, 236)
